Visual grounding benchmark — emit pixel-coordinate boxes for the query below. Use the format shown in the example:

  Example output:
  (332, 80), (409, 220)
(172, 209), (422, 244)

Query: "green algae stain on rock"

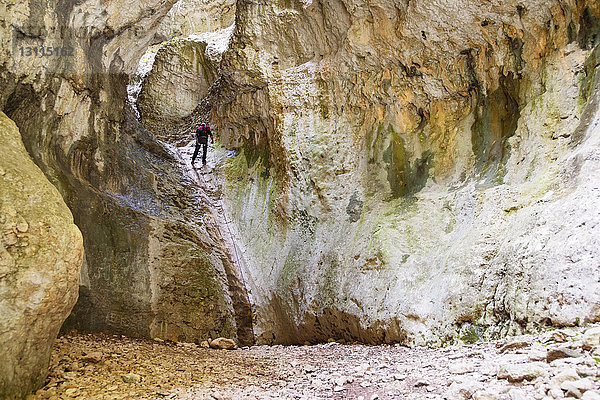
(223, 145), (280, 226)
(578, 44), (599, 112)
(471, 72), (520, 181)
(459, 324), (485, 344)
(385, 135), (433, 198)
(383, 125), (409, 198)
(224, 149), (250, 184)
(368, 124), (433, 199)
(365, 197), (422, 267)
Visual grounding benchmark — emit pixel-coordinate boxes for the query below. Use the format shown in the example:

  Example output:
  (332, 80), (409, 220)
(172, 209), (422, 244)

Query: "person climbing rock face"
(192, 122), (214, 167)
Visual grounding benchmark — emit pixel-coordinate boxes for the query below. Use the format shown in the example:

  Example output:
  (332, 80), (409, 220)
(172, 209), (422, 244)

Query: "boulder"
(552, 368), (581, 386)
(582, 327), (600, 350)
(209, 338), (237, 350)
(547, 346), (583, 362)
(497, 363), (548, 382)
(561, 378), (595, 398)
(582, 391), (600, 400)
(500, 339), (531, 353)
(0, 112), (83, 398)
(121, 373), (142, 384)
(138, 39), (217, 136)
(449, 362), (475, 375)
(473, 392), (501, 400)
(80, 352), (103, 364)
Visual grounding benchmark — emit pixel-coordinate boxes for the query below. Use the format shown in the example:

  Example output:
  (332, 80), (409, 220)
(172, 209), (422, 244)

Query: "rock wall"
(213, 0), (600, 344)
(2, 1), (600, 390)
(155, 0), (236, 40)
(0, 0), (253, 359)
(0, 112), (83, 399)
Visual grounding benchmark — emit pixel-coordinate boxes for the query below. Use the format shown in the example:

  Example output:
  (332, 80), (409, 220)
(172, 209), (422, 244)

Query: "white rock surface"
(215, 0), (600, 346)
(584, 328), (600, 350)
(156, 0), (236, 39)
(498, 363), (548, 383)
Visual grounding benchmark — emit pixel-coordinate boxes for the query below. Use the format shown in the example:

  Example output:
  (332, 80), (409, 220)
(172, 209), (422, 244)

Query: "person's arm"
(210, 128), (214, 144)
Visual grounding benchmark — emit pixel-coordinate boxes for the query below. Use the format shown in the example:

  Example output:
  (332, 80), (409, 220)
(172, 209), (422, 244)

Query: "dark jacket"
(196, 125), (213, 144)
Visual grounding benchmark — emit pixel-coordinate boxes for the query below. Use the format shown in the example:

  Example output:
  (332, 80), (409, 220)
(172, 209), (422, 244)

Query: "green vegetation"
(383, 125), (409, 197)
(222, 142), (283, 251)
(367, 123), (433, 199)
(460, 324), (484, 344)
(470, 73), (520, 182)
(224, 148), (250, 183)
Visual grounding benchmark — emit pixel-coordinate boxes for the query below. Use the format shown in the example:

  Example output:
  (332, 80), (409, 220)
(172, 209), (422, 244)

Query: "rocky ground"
(29, 325), (600, 400)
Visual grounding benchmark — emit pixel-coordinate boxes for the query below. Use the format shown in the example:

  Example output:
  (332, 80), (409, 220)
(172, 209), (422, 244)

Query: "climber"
(192, 122), (214, 167)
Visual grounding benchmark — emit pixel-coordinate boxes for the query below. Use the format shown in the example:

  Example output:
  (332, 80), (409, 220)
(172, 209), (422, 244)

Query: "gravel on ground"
(30, 325), (600, 400)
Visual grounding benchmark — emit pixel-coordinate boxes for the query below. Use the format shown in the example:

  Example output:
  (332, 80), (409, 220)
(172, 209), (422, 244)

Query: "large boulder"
(138, 39), (217, 136)
(0, 112), (83, 398)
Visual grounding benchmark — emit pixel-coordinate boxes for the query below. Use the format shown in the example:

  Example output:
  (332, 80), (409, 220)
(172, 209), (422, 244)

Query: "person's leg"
(202, 142), (208, 165)
(192, 143), (200, 164)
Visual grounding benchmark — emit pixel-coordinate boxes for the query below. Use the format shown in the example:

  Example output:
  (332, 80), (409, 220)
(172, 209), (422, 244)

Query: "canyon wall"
(0, 0), (253, 371)
(2, 5), (600, 399)
(155, 0), (236, 40)
(213, 0), (600, 345)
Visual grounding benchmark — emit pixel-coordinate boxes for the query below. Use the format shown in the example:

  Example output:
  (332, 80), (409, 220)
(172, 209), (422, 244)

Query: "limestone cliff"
(155, 0), (236, 40)
(0, 0), (253, 356)
(1, 0), (600, 387)
(212, 0), (600, 344)
(0, 112), (83, 399)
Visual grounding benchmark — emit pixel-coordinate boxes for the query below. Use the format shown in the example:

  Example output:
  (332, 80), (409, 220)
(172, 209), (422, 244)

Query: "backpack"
(196, 125), (210, 144)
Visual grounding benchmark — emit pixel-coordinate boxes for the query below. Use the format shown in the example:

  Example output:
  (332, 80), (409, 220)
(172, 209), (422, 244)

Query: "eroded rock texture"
(0, 0), (253, 366)
(155, 0), (236, 40)
(2, 4), (600, 397)
(0, 112), (83, 399)
(137, 36), (220, 136)
(213, 0), (600, 344)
